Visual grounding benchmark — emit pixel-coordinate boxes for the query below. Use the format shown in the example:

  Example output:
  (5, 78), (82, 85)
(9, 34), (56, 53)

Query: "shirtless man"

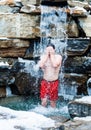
(38, 44), (62, 108)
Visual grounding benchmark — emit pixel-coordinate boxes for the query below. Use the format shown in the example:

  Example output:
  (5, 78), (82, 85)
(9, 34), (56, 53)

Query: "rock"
(0, 86), (6, 97)
(0, 5), (14, 13)
(79, 15), (91, 37)
(0, 0), (15, 5)
(68, 6), (87, 17)
(0, 0), (21, 6)
(68, 96), (91, 118)
(68, 0), (89, 8)
(64, 57), (91, 74)
(15, 72), (41, 95)
(64, 119), (91, 130)
(0, 13), (40, 39)
(21, 0), (41, 6)
(0, 38), (30, 58)
(67, 19), (79, 37)
(67, 38), (90, 56)
(20, 5), (41, 14)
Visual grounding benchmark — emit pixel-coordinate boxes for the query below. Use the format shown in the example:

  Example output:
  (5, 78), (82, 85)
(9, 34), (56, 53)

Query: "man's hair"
(47, 43), (55, 49)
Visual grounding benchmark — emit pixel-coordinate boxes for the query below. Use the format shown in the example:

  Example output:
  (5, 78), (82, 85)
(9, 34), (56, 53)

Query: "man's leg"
(50, 100), (56, 108)
(41, 97), (48, 107)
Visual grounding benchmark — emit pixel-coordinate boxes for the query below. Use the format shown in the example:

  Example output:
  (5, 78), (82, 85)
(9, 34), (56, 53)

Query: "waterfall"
(35, 5), (69, 100)
(6, 86), (13, 97)
(33, 5), (67, 55)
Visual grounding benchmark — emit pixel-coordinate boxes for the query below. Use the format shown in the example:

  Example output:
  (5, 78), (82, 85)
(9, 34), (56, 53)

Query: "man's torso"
(43, 55), (61, 81)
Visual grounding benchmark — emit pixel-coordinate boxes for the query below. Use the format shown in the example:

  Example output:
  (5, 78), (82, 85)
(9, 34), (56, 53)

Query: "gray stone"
(67, 38), (90, 56)
(68, 0), (89, 7)
(20, 5), (41, 14)
(0, 13), (40, 38)
(21, 0), (41, 6)
(68, 100), (91, 118)
(0, 5), (14, 13)
(79, 15), (91, 37)
(64, 57), (91, 74)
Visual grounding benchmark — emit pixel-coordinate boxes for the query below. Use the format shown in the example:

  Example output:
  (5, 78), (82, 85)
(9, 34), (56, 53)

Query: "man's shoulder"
(55, 54), (62, 59)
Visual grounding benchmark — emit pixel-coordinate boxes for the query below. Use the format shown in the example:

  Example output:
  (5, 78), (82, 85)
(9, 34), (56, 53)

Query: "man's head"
(47, 43), (55, 50)
(46, 43), (55, 55)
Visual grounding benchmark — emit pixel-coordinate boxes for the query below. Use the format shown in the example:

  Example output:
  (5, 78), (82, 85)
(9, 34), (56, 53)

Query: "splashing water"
(18, 57), (40, 77)
(0, 95), (70, 118)
(30, 104), (69, 117)
(33, 5), (67, 56)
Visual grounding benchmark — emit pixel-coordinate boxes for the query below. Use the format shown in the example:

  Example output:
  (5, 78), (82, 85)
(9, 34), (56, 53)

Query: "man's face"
(46, 46), (55, 55)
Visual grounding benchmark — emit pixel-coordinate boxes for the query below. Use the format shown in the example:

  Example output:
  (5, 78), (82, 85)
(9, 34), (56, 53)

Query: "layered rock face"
(0, 0), (91, 99)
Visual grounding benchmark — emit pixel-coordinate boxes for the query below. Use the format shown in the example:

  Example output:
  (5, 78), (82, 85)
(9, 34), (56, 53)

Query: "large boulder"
(0, 13), (40, 39)
(68, 96), (91, 118)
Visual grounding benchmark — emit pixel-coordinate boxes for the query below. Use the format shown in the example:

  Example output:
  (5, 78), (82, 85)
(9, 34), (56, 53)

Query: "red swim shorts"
(40, 79), (59, 101)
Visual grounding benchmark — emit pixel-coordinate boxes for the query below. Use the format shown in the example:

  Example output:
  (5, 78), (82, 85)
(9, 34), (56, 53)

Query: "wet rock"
(64, 57), (91, 74)
(63, 73), (88, 96)
(68, 99), (91, 118)
(11, 6), (20, 13)
(15, 72), (41, 95)
(14, 1), (23, 7)
(67, 38), (90, 56)
(0, 67), (14, 86)
(0, 86), (6, 97)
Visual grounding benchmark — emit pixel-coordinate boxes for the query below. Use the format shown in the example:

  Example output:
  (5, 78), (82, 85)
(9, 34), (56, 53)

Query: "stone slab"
(21, 0), (41, 5)
(79, 15), (91, 37)
(0, 13), (40, 38)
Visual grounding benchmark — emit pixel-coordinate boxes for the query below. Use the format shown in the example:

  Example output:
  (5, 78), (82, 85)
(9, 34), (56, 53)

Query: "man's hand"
(45, 47), (50, 56)
(45, 46), (55, 57)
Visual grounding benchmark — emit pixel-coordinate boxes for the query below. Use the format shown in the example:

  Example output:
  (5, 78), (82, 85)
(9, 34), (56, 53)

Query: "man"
(38, 43), (62, 108)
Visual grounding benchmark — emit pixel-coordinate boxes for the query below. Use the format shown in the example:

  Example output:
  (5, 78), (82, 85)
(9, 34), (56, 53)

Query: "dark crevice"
(41, 0), (68, 7)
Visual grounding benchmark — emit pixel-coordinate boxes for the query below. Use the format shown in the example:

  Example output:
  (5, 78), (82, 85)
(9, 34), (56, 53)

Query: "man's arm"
(50, 54), (62, 68)
(38, 54), (48, 68)
(38, 47), (50, 68)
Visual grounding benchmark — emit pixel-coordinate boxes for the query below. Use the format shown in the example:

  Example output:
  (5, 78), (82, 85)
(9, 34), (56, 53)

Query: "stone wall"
(0, 0), (91, 98)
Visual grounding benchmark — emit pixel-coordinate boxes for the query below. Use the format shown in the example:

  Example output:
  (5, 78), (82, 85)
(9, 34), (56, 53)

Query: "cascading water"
(30, 4), (70, 116)
(33, 5), (69, 100)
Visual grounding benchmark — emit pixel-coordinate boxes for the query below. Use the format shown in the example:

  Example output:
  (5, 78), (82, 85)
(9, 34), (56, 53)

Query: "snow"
(0, 106), (55, 130)
(75, 96), (91, 104)
(74, 116), (91, 122)
(0, 61), (9, 66)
